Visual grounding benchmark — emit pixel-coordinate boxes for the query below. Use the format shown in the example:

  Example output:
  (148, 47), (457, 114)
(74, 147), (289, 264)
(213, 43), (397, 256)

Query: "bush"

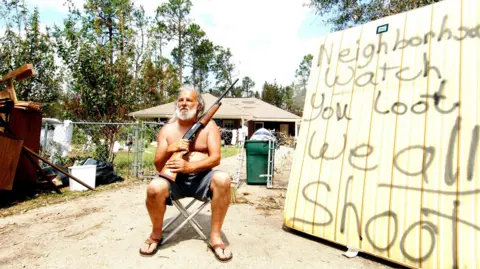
(277, 132), (295, 147)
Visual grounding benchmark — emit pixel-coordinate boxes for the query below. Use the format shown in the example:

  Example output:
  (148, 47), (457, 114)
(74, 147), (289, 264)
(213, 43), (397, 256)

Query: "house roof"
(221, 97), (301, 122)
(128, 94), (251, 119)
(129, 93), (301, 122)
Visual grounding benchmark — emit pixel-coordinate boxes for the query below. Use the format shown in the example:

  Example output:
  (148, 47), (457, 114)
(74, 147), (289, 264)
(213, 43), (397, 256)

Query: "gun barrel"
(202, 78), (238, 121)
(217, 78), (239, 101)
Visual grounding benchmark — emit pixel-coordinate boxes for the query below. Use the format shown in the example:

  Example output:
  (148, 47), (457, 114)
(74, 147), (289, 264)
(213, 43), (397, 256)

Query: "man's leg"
(209, 171), (232, 260)
(140, 178), (169, 255)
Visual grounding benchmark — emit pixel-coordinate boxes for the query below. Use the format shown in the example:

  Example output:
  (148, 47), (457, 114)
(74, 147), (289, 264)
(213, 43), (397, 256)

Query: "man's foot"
(208, 238), (233, 262)
(139, 237), (163, 256)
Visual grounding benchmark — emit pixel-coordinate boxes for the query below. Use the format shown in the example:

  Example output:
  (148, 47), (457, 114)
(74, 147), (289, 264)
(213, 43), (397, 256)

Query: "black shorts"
(163, 170), (214, 206)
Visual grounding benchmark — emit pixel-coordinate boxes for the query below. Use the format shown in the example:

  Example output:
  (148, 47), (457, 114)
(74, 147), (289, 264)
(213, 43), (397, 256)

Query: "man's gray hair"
(168, 85), (205, 123)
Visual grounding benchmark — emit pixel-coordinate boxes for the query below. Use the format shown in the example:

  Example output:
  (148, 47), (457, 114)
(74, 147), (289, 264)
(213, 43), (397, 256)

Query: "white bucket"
(68, 165), (96, 191)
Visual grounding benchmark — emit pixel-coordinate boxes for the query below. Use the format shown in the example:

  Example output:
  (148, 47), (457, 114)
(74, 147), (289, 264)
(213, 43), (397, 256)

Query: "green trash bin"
(244, 140), (275, 185)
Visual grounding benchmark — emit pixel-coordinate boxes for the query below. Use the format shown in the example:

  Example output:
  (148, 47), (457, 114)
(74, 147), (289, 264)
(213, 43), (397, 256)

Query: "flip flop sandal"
(208, 243), (233, 262)
(139, 237), (163, 256)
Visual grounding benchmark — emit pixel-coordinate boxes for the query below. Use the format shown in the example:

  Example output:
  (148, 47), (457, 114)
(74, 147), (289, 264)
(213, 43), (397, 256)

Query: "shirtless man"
(139, 86), (233, 262)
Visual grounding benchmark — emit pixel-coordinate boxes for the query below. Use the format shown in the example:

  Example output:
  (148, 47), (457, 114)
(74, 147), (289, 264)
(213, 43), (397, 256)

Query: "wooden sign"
(284, 0), (480, 268)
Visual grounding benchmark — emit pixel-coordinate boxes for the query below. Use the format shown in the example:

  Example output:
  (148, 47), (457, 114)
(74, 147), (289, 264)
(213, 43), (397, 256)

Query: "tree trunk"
(133, 24), (144, 103)
(199, 70), (203, 92)
(192, 68), (197, 89)
(178, 46), (183, 86)
(158, 38), (164, 102)
(178, 23), (183, 86)
(108, 23), (113, 69)
(108, 129), (117, 163)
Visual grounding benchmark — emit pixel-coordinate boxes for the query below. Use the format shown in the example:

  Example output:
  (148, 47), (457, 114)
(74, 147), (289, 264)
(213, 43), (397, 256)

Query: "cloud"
(188, 0), (323, 91)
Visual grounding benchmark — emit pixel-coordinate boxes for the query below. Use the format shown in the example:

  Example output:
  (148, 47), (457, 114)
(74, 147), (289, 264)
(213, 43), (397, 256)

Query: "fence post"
(126, 132), (131, 177)
(133, 120), (139, 177)
(139, 121), (144, 176)
(42, 121), (48, 157)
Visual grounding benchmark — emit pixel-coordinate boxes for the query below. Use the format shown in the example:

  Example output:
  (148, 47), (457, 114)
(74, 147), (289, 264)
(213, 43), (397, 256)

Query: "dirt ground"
(0, 149), (404, 269)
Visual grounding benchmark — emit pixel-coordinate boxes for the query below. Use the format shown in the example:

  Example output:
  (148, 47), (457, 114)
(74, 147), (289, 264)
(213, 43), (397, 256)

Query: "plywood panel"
(457, 0), (480, 268)
(387, 5), (434, 268)
(299, 32), (346, 236)
(310, 26), (362, 242)
(0, 135), (23, 190)
(284, 34), (329, 230)
(283, 0), (480, 267)
(360, 11), (408, 259)
(333, 20), (384, 250)
(420, 1), (462, 268)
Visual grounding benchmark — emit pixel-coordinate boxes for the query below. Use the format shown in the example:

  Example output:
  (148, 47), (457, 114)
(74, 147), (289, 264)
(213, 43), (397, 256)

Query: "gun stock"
(159, 151), (187, 181)
(160, 79), (239, 182)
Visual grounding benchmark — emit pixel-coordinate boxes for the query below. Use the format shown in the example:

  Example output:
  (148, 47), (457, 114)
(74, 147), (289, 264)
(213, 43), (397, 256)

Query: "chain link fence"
(39, 120), (158, 181)
(39, 119), (296, 189)
(137, 121), (164, 177)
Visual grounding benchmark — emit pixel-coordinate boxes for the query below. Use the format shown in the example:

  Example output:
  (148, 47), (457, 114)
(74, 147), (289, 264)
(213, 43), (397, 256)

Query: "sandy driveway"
(0, 151), (402, 269)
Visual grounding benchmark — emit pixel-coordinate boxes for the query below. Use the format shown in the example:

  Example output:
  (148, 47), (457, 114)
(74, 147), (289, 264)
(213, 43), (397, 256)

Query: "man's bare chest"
(167, 128), (209, 152)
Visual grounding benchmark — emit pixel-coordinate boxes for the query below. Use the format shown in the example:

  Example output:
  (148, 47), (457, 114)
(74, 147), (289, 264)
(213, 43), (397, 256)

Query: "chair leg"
(162, 200), (210, 245)
(174, 201), (204, 230)
(162, 199), (197, 231)
(173, 200), (208, 238)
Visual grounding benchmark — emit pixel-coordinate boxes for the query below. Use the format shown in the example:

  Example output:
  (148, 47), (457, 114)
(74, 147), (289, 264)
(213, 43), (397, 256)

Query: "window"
(223, 119), (234, 130)
(280, 124), (289, 135)
(254, 122), (264, 131)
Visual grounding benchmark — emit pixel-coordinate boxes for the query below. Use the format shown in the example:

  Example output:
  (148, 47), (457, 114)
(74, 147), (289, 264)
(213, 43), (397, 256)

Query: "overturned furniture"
(0, 64), (94, 195)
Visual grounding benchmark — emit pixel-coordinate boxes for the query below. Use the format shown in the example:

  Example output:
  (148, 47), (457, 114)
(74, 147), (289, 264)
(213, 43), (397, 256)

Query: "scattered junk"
(0, 64), (100, 204)
(68, 164), (97, 191)
(40, 118), (74, 163)
(39, 117), (125, 191)
(81, 158), (123, 187)
(40, 156), (124, 191)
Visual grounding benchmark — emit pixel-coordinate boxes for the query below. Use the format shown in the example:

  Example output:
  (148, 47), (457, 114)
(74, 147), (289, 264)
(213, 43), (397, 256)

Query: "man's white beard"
(176, 106), (197, 121)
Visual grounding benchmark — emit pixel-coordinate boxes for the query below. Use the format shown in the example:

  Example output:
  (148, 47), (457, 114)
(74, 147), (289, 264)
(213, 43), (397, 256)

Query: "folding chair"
(161, 197), (211, 245)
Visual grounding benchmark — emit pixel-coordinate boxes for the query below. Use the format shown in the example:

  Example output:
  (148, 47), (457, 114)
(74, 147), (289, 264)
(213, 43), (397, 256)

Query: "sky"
(23, 0), (332, 93)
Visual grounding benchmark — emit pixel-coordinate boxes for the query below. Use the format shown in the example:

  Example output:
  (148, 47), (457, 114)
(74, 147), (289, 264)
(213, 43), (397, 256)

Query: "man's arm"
(154, 125), (172, 173)
(188, 120), (221, 173)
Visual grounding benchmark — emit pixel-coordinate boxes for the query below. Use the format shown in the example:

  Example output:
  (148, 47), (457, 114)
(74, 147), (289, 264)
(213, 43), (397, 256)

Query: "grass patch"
(221, 146), (240, 159)
(114, 145), (239, 164)
(113, 145), (240, 174)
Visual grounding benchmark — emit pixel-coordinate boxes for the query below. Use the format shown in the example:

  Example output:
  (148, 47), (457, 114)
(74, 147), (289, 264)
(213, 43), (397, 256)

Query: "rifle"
(159, 78), (239, 182)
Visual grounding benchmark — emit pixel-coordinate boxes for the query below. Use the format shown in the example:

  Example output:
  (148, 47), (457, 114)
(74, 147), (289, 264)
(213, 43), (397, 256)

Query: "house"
(220, 97), (301, 138)
(128, 93), (301, 139)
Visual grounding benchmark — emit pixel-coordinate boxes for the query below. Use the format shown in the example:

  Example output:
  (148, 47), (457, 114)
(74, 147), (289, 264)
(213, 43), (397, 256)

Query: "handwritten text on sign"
(286, 10), (480, 269)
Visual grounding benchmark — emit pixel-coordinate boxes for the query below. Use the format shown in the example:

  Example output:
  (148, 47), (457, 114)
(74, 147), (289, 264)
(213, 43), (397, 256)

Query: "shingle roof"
(221, 97), (301, 121)
(129, 93), (301, 122)
(128, 93), (251, 119)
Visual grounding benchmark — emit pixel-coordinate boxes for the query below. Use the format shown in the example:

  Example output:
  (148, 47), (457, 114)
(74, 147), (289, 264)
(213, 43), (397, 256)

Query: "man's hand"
(167, 139), (190, 153)
(165, 158), (192, 174)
